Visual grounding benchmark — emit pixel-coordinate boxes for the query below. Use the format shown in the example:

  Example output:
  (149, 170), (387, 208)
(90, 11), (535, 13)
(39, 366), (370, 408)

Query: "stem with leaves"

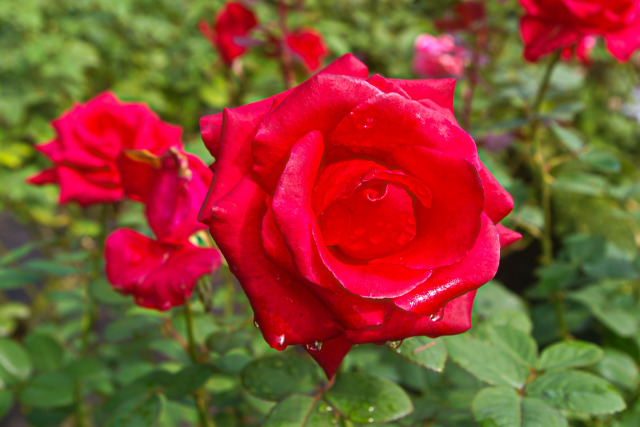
(184, 298), (215, 427)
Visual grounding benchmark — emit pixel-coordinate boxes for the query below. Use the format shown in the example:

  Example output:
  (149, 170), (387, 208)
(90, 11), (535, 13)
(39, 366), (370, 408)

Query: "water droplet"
(368, 417), (374, 423)
(273, 334), (287, 350)
(429, 306), (446, 322)
(388, 340), (403, 349)
(253, 319), (260, 329)
(368, 406), (375, 412)
(326, 406), (333, 412)
(305, 341), (323, 352)
(396, 349), (402, 354)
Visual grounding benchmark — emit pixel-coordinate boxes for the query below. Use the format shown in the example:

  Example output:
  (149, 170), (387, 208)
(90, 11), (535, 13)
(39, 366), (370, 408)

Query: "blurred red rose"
(27, 92), (181, 206)
(118, 147), (213, 245)
(519, 0), (640, 62)
(199, 1), (258, 65)
(199, 54), (520, 378)
(105, 229), (221, 311)
(413, 34), (468, 77)
(285, 28), (329, 71)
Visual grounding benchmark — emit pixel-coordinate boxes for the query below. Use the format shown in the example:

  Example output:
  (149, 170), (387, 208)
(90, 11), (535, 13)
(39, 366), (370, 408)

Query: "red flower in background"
(413, 34), (468, 77)
(199, 54), (520, 378)
(199, 1), (258, 65)
(27, 92), (181, 206)
(105, 229), (221, 311)
(285, 28), (329, 71)
(519, 0), (640, 62)
(105, 147), (220, 311)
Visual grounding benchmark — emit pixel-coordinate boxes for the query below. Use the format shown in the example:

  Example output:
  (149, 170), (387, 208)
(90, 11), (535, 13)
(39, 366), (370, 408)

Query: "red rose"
(285, 28), (329, 72)
(105, 229), (221, 311)
(27, 92), (181, 206)
(199, 54), (520, 378)
(199, 1), (258, 65)
(519, 0), (640, 62)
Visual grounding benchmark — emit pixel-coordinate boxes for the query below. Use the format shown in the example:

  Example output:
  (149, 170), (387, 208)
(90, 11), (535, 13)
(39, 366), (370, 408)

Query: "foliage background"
(1, 0), (640, 426)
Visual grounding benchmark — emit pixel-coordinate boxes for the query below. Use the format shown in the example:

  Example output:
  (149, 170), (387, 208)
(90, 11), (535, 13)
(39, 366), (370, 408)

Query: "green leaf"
(19, 372), (74, 408)
(325, 372), (413, 424)
(474, 281), (532, 332)
(241, 355), (321, 401)
(526, 370), (626, 415)
(393, 337), (447, 373)
(537, 341), (603, 371)
(550, 123), (584, 152)
(472, 387), (521, 426)
(64, 359), (112, 395)
(165, 364), (217, 399)
(521, 397), (567, 427)
(0, 389), (13, 419)
(551, 173), (608, 197)
(579, 149), (621, 174)
(445, 335), (529, 388)
(206, 330), (253, 355)
(24, 259), (78, 276)
(0, 268), (40, 290)
(481, 325), (538, 367)
(0, 241), (40, 266)
(0, 337), (33, 385)
(103, 392), (164, 427)
(24, 333), (64, 373)
(263, 394), (335, 427)
(593, 348), (640, 391)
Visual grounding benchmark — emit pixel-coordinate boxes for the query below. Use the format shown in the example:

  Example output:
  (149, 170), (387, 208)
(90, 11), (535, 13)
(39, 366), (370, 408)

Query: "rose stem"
(277, 1), (296, 89)
(529, 50), (566, 338)
(224, 63), (240, 107)
(184, 297), (216, 427)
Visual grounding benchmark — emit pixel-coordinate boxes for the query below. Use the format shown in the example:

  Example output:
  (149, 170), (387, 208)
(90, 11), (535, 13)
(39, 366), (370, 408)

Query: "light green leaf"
(526, 370), (626, 415)
(593, 348), (640, 391)
(0, 337), (33, 385)
(393, 337), (447, 373)
(521, 397), (567, 427)
(481, 325), (538, 367)
(445, 335), (529, 388)
(472, 387), (521, 426)
(325, 372), (413, 424)
(537, 341), (603, 371)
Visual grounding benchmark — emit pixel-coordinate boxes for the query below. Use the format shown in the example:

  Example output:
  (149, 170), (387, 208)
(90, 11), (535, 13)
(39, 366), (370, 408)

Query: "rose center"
(318, 182), (417, 260)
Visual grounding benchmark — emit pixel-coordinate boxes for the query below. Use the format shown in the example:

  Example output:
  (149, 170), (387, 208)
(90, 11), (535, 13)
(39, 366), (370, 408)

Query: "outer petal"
(392, 214), (499, 315)
(478, 162), (514, 223)
(520, 16), (582, 61)
(26, 168), (57, 186)
(305, 334), (353, 380)
(496, 224), (522, 249)
(387, 78), (456, 113)
(105, 229), (221, 311)
(57, 166), (123, 206)
(345, 291), (477, 344)
(252, 74), (383, 190)
(205, 175), (341, 349)
(605, 19), (640, 61)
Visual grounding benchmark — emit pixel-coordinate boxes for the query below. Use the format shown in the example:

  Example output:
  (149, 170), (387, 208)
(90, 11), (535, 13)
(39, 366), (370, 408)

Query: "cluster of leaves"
(1, 0), (640, 426)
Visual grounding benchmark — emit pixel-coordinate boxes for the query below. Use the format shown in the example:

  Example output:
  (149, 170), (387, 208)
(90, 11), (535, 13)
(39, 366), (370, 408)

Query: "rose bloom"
(199, 54), (520, 377)
(199, 1), (258, 65)
(285, 28), (329, 72)
(27, 92), (181, 206)
(519, 0), (640, 62)
(413, 34), (467, 78)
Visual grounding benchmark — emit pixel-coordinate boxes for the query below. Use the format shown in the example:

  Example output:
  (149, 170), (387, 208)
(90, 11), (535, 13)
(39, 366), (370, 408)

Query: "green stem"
(529, 51), (561, 266)
(184, 298), (215, 427)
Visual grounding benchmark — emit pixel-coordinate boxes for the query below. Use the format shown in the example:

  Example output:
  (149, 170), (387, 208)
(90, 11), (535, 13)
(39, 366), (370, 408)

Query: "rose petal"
(387, 78), (456, 113)
(392, 214), (499, 315)
(305, 334), (353, 379)
(520, 16), (582, 61)
(496, 224), (522, 249)
(205, 175), (341, 349)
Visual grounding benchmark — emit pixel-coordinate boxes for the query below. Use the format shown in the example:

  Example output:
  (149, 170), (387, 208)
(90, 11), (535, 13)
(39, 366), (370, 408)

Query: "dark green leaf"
(472, 387), (521, 426)
(241, 355), (320, 401)
(64, 359), (112, 395)
(24, 259), (78, 276)
(325, 372), (413, 424)
(0, 241), (40, 266)
(206, 330), (253, 355)
(445, 335), (529, 388)
(0, 268), (40, 290)
(579, 149), (621, 174)
(263, 394), (335, 427)
(165, 364), (217, 399)
(19, 372), (74, 408)
(0, 389), (13, 419)
(103, 392), (164, 427)
(0, 337), (33, 385)
(526, 370), (626, 415)
(393, 337), (447, 373)
(24, 333), (64, 372)
(537, 341), (603, 370)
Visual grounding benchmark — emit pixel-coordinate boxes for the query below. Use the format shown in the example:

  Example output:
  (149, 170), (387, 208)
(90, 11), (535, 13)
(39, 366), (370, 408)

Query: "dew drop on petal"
(253, 319), (260, 329)
(388, 340), (403, 349)
(429, 306), (446, 322)
(305, 341), (323, 352)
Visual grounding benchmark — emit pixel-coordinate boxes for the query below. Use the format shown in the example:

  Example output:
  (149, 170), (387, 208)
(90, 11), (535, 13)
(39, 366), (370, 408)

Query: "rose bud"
(413, 34), (468, 78)
(199, 1), (258, 65)
(105, 229), (221, 311)
(199, 54), (520, 378)
(285, 28), (330, 72)
(27, 92), (181, 206)
(519, 0), (640, 62)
